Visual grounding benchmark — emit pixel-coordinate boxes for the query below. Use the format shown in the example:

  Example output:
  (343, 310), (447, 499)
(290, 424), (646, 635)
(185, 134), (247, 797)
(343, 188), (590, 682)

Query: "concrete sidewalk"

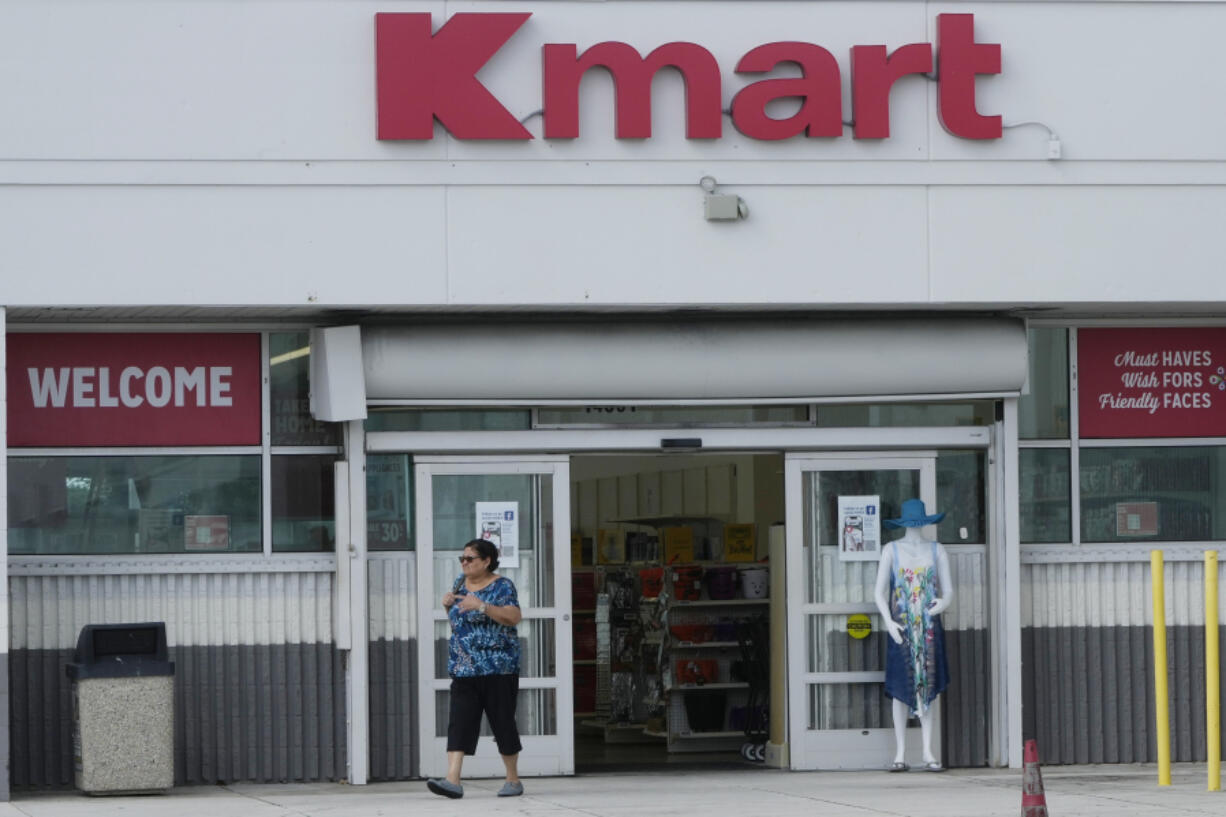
(3, 764), (1223, 817)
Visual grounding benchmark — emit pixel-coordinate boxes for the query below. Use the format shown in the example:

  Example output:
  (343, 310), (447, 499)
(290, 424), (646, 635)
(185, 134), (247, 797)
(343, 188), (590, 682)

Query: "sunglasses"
(458, 555), (481, 564)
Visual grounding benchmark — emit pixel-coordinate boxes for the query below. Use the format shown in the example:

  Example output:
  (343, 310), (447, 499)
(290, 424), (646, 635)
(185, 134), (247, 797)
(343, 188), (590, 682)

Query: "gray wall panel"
(940, 629), (990, 768)
(1023, 625), (1225, 765)
(368, 637), (417, 781)
(0, 652), (7, 801)
(9, 644), (347, 789)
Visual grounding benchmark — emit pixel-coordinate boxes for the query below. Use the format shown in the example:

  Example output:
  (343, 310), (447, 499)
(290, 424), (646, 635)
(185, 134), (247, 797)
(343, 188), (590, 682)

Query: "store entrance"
(569, 452), (784, 772)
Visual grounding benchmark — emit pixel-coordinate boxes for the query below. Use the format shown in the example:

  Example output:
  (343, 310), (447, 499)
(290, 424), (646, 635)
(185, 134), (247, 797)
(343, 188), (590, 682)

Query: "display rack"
(662, 594), (769, 753)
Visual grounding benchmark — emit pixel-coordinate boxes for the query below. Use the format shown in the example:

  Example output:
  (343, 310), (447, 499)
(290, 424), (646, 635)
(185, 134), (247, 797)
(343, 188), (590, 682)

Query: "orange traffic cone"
(1021, 739), (1049, 817)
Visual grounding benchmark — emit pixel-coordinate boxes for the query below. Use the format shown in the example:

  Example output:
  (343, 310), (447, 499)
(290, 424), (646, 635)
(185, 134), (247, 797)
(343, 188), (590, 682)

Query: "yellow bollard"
(1152, 550), (1171, 787)
(1208, 551), (1220, 792)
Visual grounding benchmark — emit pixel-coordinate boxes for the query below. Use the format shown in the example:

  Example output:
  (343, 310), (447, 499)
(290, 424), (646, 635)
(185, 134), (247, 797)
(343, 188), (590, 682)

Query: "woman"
(426, 538), (524, 799)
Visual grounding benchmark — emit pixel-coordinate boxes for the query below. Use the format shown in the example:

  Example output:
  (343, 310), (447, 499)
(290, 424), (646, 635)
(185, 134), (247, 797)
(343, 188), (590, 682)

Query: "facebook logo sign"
(866, 505), (877, 515)
(504, 511), (515, 520)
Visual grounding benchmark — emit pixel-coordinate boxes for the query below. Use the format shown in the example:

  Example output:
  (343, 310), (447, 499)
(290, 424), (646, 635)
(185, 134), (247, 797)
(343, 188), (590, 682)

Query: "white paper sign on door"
(836, 495), (881, 562)
(475, 501), (520, 568)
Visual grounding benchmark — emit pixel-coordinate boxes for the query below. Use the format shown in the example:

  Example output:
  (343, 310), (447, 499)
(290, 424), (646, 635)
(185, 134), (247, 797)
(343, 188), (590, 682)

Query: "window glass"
(815, 402), (995, 428)
(1019, 328), (1069, 440)
(1020, 449), (1071, 543)
(270, 332), (341, 446)
(367, 454), (414, 551)
(271, 454), (339, 552)
(536, 405), (810, 427)
(7, 455), (261, 555)
(365, 409), (531, 432)
(937, 451), (986, 543)
(1080, 446), (1226, 542)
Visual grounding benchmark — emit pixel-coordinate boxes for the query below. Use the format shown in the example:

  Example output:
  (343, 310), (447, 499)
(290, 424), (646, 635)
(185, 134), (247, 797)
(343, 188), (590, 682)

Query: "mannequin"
(873, 499), (953, 772)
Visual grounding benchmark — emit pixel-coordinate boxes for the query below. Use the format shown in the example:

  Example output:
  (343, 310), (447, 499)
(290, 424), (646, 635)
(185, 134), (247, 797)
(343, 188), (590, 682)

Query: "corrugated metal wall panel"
(10, 571), (334, 649)
(367, 555), (417, 780)
(7, 570), (344, 789)
(1022, 557), (1226, 629)
(1022, 555), (1226, 765)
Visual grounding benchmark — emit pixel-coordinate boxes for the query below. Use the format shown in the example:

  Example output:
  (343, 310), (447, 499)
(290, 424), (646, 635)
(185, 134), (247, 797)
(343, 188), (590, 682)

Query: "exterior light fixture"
(700, 175), (749, 221)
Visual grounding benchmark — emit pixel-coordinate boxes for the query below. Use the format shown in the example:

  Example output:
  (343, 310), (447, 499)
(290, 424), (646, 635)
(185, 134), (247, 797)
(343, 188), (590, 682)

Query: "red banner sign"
(7, 333), (261, 447)
(1078, 328), (1226, 438)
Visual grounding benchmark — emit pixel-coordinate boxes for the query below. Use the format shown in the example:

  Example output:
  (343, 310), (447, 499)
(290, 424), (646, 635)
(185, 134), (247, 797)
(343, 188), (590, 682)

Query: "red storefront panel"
(1078, 327), (1226, 438)
(7, 333), (261, 447)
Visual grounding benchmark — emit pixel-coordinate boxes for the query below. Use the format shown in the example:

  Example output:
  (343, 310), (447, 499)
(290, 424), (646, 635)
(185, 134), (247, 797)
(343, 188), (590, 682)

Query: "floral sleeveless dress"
(883, 541), (950, 717)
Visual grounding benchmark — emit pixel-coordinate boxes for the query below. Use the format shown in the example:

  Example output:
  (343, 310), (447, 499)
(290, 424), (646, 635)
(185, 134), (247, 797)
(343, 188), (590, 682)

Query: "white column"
(343, 419), (369, 785)
(1001, 397), (1024, 769)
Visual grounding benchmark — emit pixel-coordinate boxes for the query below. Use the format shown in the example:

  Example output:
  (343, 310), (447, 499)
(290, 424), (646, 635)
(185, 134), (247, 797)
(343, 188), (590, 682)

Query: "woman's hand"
(456, 593), (484, 613)
(442, 591), (457, 609)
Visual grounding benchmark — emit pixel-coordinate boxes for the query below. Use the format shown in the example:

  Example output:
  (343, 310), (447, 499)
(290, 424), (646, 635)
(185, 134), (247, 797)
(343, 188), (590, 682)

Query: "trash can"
(66, 622), (175, 794)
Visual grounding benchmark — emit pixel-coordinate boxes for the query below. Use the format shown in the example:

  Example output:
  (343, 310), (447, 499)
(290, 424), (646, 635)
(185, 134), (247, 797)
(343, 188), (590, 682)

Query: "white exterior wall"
(2, 1), (1224, 310)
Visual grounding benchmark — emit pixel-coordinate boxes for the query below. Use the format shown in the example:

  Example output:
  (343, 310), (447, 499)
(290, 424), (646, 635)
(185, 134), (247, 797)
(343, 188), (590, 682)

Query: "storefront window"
(366, 409), (531, 432)
(815, 402), (995, 428)
(270, 332), (341, 446)
(1020, 449), (1071, 543)
(1019, 328), (1069, 440)
(367, 454), (414, 551)
(271, 454), (339, 552)
(7, 455), (261, 554)
(1080, 446), (1226, 542)
(936, 451), (986, 543)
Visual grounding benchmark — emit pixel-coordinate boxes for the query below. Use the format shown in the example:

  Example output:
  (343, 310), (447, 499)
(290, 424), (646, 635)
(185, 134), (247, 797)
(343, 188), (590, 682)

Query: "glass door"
(784, 453), (938, 770)
(415, 456), (573, 778)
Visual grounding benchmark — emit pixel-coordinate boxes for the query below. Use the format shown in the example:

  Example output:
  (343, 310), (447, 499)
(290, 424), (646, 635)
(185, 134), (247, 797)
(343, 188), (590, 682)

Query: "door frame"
(413, 455), (574, 779)
(783, 451), (939, 770)
(358, 425), (995, 779)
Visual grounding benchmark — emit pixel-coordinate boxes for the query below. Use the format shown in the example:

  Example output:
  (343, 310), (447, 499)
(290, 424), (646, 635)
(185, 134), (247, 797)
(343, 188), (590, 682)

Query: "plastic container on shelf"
(739, 566), (769, 599)
(683, 690), (728, 732)
(670, 624), (713, 643)
(671, 565), (703, 601)
(639, 567), (665, 598)
(572, 572), (597, 609)
(573, 616), (597, 660)
(705, 565), (739, 599)
(712, 619), (737, 641)
(675, 658), (719, 685)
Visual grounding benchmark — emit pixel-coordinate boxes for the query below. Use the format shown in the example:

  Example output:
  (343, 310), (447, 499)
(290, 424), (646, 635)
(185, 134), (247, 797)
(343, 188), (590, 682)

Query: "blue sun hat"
(884, 498), (945, 529)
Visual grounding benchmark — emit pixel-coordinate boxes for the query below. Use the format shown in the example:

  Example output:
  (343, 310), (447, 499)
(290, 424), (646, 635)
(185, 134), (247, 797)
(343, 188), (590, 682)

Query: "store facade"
(3, 0), (1226, 798)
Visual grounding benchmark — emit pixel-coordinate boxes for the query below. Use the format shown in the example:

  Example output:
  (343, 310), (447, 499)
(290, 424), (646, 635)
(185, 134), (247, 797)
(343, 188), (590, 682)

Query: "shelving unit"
(572, 500), (771, 754)
(662, 588), (770, 753)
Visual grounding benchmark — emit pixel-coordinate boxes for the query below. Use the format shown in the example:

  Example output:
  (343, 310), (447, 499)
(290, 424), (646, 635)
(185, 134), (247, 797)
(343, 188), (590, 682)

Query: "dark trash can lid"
(66, 622), (175, 680)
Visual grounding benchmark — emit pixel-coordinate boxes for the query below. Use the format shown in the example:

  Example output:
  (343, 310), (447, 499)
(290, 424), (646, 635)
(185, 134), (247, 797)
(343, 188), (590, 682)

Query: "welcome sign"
(7, 333), (262, 447)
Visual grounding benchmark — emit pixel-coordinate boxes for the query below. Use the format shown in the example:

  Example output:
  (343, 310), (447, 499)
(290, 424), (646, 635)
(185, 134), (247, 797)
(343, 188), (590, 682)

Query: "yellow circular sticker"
(847, 614), (872, 640)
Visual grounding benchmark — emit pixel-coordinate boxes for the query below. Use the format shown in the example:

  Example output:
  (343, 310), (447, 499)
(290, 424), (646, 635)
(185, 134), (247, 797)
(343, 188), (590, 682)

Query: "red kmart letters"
(937, 14), (1003, 139)
(731, 43), (843, 140)
(543, 42), (722, 139)
(375, 12), (1002, 142)
(375, 12), (533, 140)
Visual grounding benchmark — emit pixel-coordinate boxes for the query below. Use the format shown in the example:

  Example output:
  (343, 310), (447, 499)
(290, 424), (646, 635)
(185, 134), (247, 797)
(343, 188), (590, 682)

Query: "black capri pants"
(446, 674), (523, 756)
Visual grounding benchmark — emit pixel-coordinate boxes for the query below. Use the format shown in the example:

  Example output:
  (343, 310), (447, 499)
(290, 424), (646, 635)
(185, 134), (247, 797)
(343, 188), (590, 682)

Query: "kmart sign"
(375, 12), (1002, 142)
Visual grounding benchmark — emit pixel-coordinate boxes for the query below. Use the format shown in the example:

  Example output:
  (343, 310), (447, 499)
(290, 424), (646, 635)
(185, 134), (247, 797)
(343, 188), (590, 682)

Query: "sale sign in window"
(1078, 328), (1226, 438)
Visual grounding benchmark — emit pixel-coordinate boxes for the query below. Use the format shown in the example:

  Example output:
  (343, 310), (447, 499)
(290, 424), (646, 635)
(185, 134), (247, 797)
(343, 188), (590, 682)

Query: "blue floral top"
(447, 575), (521, 678)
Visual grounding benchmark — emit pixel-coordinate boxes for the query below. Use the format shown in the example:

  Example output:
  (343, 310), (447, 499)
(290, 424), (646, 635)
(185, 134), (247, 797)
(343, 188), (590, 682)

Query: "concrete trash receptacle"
(66, 622), (175, 795)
